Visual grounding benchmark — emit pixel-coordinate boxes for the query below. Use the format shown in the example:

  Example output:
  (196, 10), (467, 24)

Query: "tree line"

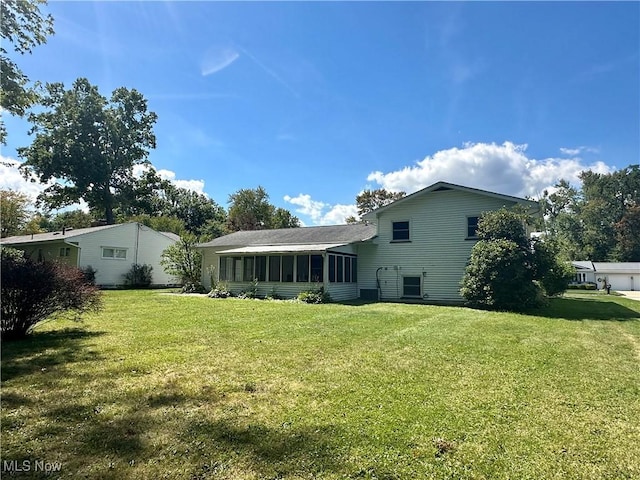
(541, 165), (640, 262)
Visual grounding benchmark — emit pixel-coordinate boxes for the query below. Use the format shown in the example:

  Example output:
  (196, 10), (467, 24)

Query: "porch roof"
(216, 243), (347, 255)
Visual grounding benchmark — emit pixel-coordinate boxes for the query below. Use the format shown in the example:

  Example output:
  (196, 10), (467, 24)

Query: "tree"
(460, 208), (570, 311)
(579, 165), (640, 261)
(0, 189), (31, 237)
(48, 209), (95, 230)
(614, 206), (640, 261)
(1, 247), (102, 340)
(0, 0), (54, 144)
(160, 234), (203, 291)
(18, 78), (158, 224)
(356, 189), (406, 216)
(227, 186), (299, 231)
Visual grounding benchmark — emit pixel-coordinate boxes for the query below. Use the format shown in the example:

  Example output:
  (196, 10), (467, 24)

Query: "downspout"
(134, 223), (140, 265)
(376, 267), (383, 301)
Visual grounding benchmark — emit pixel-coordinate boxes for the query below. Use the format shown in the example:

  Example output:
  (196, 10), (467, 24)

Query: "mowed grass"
(2, 291), (639, 479)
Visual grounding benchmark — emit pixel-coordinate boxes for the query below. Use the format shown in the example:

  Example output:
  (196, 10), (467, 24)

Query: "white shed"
(1, 223), (180, 287)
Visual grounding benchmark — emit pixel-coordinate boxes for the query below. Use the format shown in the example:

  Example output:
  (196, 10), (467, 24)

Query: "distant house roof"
(1, 224), (120, 245)
(592, 262), (640, 274)
(572, 261), (595, 271)
(199, 223), (377, 251)
(571, 261), (640, 274)
(362, 181), (540, 220)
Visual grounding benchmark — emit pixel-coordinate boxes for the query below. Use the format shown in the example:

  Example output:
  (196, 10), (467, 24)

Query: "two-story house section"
(198, 181), (539, 304)
(358, 182), (540, 303)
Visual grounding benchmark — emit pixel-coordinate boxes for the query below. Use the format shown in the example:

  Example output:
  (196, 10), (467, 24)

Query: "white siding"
(73, 224), (178, 286)
(358, 189), (521, 303)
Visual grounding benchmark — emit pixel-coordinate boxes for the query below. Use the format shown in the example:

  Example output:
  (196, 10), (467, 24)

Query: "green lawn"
(2, 291), (639, 479)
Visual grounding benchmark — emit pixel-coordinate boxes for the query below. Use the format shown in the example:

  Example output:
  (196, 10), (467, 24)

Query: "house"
(199, 181), (539, 303)
(571, 261), (639, 291)
(0, 223), (180, 287)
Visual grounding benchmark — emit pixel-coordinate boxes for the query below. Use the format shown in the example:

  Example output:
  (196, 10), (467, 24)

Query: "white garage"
(571, 262), (640, 291)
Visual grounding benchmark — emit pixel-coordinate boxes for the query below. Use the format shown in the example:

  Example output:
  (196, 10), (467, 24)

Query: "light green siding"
(358, 188), (522, 303)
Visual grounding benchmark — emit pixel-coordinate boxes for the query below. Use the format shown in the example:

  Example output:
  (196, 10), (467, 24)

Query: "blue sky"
(2, 1), (639, 225)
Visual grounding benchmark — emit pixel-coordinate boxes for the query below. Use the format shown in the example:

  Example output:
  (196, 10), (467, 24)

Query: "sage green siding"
(358, 188), (521, 303)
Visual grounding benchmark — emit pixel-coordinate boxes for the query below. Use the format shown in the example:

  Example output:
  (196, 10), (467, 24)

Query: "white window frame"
(59, 247), (71, 257)
(466, 216), (480, 239)
(102, 247), (127, 260)
(391, 220), (411, 242)
(402, 275), (422, 298)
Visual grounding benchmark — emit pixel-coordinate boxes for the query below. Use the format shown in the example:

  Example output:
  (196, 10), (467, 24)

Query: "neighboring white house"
(1, 223), (180, 287)
(198, 181), (539, 303)
(571, 261), (640, 291)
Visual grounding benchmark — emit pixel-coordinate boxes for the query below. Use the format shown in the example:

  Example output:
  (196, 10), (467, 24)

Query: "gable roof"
(592, 262), (640, 274)
(0, 224), (121, 245)
(362, 181), (540, 220)
(199, 223), (377, 250)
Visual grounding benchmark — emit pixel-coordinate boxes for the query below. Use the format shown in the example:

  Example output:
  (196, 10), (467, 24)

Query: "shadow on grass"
(534, 297), (640, 321)
(1, 328), (105, 383)
(183, 419), (347, 478)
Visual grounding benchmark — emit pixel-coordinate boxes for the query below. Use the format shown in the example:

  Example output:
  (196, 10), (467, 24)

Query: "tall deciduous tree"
(18, 78), (158, 224)
(356, 189), (406, 216)
(0, 189), (31, 237)
(0, 0), (54, 143)
(227, 186), (299, 231)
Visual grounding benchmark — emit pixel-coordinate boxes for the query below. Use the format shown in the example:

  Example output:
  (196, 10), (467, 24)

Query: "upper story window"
(392, 221), (410, 242)
(467, 216), (479, 239)
(59, 247), (71, 257)
(102, 247), (127, 259)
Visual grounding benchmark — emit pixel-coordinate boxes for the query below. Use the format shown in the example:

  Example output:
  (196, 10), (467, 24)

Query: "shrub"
(160, 234), (202, 288)
(208, 285), (233, 298)
(81, 265), (97, 285)
(1, 249), (102, 340)
(123, 263), (153, 288)
(297, 286), (331, 304)
(181, 282), (207, 294)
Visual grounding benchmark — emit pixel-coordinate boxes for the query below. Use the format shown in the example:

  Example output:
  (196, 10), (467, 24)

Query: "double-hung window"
(467, 216), (479, 239)
(403, 276), (421, 298)
(392, 221), (410, 241)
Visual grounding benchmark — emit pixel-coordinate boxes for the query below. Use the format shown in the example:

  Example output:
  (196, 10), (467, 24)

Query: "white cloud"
(559, 146), (600, 156)
(284, 193), (358, 226)
(133, 165), (207, 195)
(367, 141), (612, 199)
(0, 155), (50, 202)
(200, 46), (239, 76)
(0, 155), (90, 212)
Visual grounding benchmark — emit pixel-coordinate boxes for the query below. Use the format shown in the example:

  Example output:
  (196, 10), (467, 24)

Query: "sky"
(2, 1), (639, 226)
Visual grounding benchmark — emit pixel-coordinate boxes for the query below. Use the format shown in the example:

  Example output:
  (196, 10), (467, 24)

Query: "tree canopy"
(0, 189), (31, 237)
(227, 186), (300, 231)
(542, 165), (640, 261)
(356, 188), (406, 216)
(0, 0), (54, 144)
(18, 78), (158, 224)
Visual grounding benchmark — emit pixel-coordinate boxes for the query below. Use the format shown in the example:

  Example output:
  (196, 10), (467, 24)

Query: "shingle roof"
(0, 224), (120, 245)
(198, 223), (377, 248)
(592, 262), (640, 274)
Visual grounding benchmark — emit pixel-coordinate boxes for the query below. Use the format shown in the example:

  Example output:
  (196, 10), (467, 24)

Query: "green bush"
(297, 286), (331, 304)
(123, 263), (153, 288)
(208, 282), (233, 298)
(181, 282), (207, 294)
